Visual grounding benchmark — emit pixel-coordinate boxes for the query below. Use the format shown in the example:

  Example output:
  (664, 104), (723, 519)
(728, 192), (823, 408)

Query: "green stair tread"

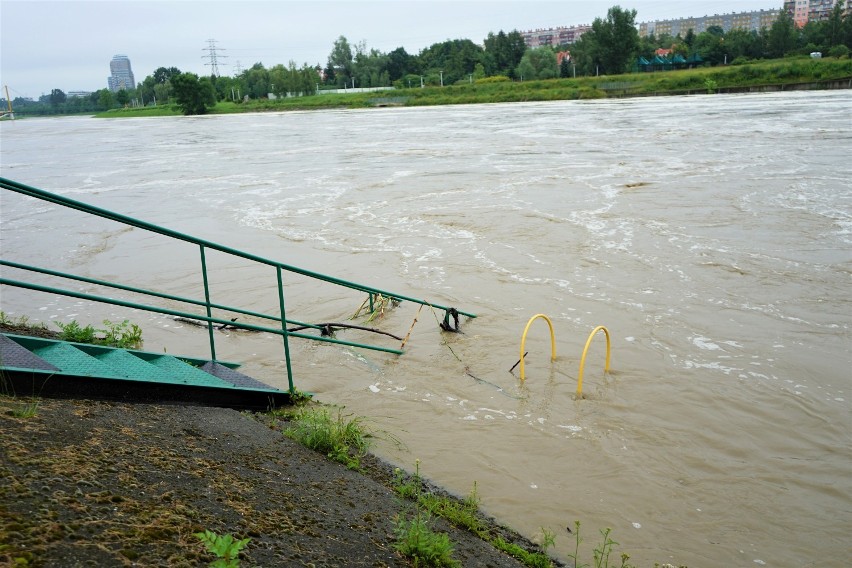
(147, 355), (232, 387)
(33, 343), (123, 378)
(95, 350), (176, 383)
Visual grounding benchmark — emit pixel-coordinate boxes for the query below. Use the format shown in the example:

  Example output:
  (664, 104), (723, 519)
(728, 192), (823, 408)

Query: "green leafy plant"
(194, 529), (250, 568)
(567, 521), (636, 568)
(102, 319), (143, 348)
(54, 318), (143, 348)
(393, 460), (459, 567)
(55, 319), (98, 343)
(283, 405), (370, 470)
(539, 527), (556, 554)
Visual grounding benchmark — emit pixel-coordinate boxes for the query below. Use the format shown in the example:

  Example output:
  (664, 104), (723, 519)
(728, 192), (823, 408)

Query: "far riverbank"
(94, 56), (852, 118)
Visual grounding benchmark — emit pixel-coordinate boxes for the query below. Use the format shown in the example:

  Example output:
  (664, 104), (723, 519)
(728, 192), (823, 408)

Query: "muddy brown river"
(1, 91), (850, 567)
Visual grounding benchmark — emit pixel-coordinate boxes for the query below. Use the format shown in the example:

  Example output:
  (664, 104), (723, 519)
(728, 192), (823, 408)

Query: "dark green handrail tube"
(199, 245), (217, 361)
(0, 177), (476, 319)
(0, 259), (323, 331)
(277, 266), (295, 392)
(0, 278), (405, 356)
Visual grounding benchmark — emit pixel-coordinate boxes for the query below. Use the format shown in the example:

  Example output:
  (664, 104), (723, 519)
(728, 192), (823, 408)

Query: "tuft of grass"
(393, 460), (459, 567)
(394, 513), (458, 567)
(491, 537), (553, 568)
(418, 483), (482, 535)
(394, 463), (553, 568)
(283, 405), (371, 470)
(8, 398), (40, 418)
(0, 311), (49, 334)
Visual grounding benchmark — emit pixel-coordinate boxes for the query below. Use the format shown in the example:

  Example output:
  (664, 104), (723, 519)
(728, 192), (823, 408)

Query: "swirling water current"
(1, 91), (850, 567)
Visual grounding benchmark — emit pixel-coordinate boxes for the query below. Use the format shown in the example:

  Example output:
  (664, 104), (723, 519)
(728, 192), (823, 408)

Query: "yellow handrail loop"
(576, 325), (611, 397)
(519, 314), (556, 381)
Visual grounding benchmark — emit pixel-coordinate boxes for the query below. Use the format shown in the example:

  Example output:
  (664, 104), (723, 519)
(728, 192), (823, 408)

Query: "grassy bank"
(98, 56), (852, 118)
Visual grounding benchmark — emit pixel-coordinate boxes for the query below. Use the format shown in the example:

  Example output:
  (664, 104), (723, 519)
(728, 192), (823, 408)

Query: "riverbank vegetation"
(5, 2), (851, 117)
(94, 56), (851, 118)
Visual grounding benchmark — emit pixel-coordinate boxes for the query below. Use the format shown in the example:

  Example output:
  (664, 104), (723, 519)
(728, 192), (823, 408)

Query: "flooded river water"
(1, 91), (850, 567)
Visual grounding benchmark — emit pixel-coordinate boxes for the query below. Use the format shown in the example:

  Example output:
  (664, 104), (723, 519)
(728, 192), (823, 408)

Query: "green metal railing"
(0, 177), (476, 392)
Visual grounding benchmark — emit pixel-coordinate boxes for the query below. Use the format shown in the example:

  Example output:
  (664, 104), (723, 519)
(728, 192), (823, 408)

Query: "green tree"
(212, 75), (243, 101)
(473, 62), (486, 80)
(768, 7), (797, 58)
(566, 35), (596, 76)
(483, 30), (527, 78)
(587, 5), (640, 74)
(115, 89), (129, 107)
(241, 62), (270, 98)
(49, 88), (66, 106)
(725, 29), (765, 61)
(98, 89), (115, 109)
(694, 29), (727, 65)
(328, 35), (354, 87)
(153, 66), (181, 84)
(419, 38), (484, 84)
(516, 47), (558, 80)
(825, 0), (845, 48)
(684, 28), (696, 49)
(353, 42), (392, 87)
(843, 3), (852, 49)
(171, 72), (216, 115)
(387, 47), (416, 82)
(559, 55), (571, 78)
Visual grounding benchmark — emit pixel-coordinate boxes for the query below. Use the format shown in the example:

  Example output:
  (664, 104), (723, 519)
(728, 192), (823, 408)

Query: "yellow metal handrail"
(519, 314), (556, 381)
(576, 325), (611, 397)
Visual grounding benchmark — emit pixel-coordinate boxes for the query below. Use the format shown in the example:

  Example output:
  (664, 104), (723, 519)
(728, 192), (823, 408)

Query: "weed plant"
(194, 529), (250, 568)
(283, 405), (371, 470)
(0, 312), (49, 333)
(568, 521), (638, 568)
(393, 463), (554, 568)
(393, 460), (459, 567)
(55, 318), (143, 349)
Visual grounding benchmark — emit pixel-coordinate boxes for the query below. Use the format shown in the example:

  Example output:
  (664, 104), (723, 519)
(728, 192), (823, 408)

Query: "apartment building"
(639, 9), (781, 37)
(521, 25), (591, 48)
(785, 0), (851, 26)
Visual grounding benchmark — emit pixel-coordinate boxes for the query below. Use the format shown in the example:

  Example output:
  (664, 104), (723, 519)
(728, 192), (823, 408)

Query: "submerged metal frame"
(0, 177), (476, 393)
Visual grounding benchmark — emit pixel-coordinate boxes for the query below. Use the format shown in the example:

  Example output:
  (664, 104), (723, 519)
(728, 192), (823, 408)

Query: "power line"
(202, 39), (228, 77)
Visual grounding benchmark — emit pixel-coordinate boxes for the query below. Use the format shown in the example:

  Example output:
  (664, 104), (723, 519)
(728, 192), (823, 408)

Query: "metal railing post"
(277, 266), (295, 393)
(199, 245), (217, 361)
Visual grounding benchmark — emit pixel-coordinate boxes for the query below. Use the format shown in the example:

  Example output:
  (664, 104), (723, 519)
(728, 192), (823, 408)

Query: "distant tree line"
(6, 2), (851, 115)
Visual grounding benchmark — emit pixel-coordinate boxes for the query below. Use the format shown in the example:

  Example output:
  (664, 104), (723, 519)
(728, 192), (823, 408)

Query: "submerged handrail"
(0, 177), (475, 392)
(0, 178), (475, 318)
(516, 316), (613, 398)
(576, 325), (611, 397)
(518, 313), (556, 381)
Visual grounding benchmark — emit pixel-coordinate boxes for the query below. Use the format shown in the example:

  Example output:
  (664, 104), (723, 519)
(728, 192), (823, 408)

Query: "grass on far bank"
(97, 55), (852, 119)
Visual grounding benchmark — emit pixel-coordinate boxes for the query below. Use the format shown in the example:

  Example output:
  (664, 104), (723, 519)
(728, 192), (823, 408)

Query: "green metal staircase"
(0, 176), (475, 407)
(1, 333), (290, 409)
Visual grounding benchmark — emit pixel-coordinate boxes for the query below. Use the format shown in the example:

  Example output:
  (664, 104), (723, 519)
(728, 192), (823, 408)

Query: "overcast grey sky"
(1, 0), (779, 98)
